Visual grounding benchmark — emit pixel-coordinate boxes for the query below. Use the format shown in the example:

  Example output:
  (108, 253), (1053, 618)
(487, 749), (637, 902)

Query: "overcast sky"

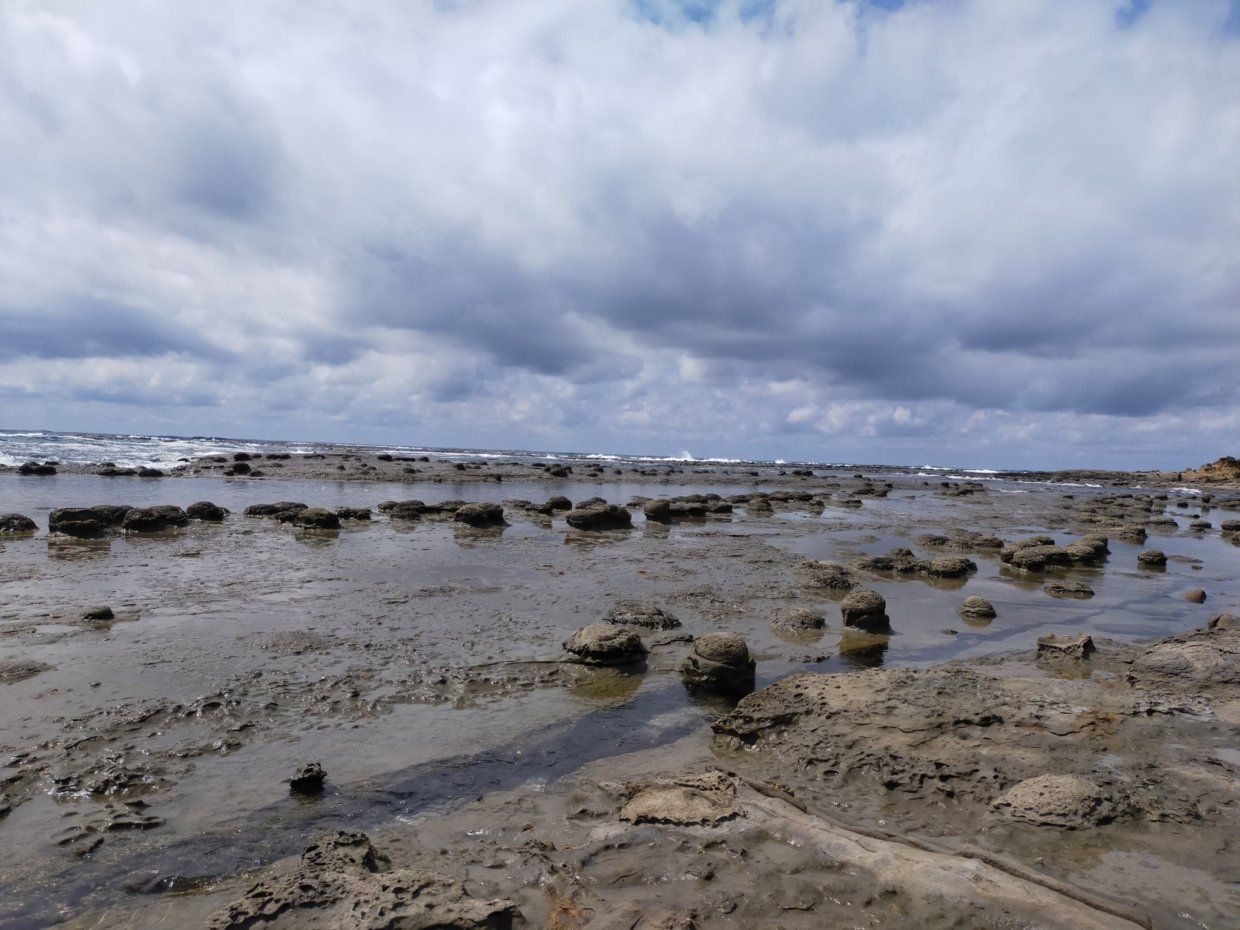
(2, 0), (1237, 468)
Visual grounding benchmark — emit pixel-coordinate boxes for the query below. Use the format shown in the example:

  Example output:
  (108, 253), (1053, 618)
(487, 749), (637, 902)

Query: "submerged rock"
(959, 596), (996, 620)
(49, 505), (129, 537)
(122, 505), (189, 532)
(563, 624), (647, 666)
(80, 606), (114, 622)
(680, 633), (755, 697)
(772, 608), (826, 631)
(0, 513), (37, 533)
(564, 505), (632, 530)
(453, 502), (506, 527)
(1045, 581), (1094, 599)
(1137, 549), (1167, 568)
(991, 774), (1113, 829)
(603, 602), (681, 630)
(283, 508), (341, 529)
(207, 831), (516, 930)
(18, 461), (56, 475)
(643, 499), (671, 522)
(840, 589), (889, 632)
(186, 501), (228, 521)
(290, 762), (326, 795)
(245, 502), (308, 518)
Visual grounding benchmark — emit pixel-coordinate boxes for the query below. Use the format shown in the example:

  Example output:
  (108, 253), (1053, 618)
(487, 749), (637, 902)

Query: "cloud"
(0, 0), (1237, 467)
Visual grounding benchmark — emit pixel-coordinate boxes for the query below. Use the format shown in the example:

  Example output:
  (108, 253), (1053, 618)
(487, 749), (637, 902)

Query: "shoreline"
(4, 448), (1238, 492)
(1, 462), (1237, 928)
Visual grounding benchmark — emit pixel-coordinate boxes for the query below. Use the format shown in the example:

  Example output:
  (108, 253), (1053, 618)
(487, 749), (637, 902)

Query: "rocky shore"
(1, 458), (1237, 928)
(6, 448), (1240, 491)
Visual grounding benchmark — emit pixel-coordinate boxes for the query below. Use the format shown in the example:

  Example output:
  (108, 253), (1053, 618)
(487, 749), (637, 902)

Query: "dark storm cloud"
(0, 0), (1237, 466)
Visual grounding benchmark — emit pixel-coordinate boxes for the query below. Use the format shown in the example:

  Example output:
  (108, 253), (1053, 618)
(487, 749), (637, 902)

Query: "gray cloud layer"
(2, 0), (1238, 467)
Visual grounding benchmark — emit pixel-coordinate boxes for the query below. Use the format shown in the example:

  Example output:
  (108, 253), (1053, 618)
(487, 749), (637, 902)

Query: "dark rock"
(186, 501), (228, 521)
(18, 461), (57, 475)
(230, 461), (252, 475)
(453, 503), (506, 527)
(81, 606), (115, 621)
(840, 589), (889, 632)
(0, 513), (37, 533)
(122, 505), (189, 532)
(282, 508), (341, 529)
(603, 603), (681, 630)
(1137, 549), (1168, 568)
(289, 762), (326, 795)
(335, 507), (372, 521)
(136, 467), (164, 478)
(565, 505), (632, 530)
(49, 505), (130, 537)
(680, 633), (756, 697)
(245, 502), (308, 518)
(643, 499), (671, 522)
(563, 624), (647, 666)
(233, 452), (252, 461)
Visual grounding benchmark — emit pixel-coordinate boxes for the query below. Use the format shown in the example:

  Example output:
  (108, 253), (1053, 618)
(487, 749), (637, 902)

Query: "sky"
(1, 0), (1238, 469)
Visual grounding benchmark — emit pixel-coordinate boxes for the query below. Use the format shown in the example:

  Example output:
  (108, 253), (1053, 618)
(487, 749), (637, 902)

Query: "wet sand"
(1, 461), (1238, 928)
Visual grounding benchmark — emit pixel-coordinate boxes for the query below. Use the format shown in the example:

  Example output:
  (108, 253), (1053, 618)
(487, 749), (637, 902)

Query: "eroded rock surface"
(206, 831), (516, 930)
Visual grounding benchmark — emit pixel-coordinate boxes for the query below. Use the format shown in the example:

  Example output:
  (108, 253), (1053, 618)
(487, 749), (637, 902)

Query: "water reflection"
(837, 631), (889, 669)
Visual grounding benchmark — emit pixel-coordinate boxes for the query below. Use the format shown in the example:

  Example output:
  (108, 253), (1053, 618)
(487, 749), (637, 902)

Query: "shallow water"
(0, 472), (1237, 927)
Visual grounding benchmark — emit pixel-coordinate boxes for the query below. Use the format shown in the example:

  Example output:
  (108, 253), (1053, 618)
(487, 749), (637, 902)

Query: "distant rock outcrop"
(1182, 456), (1240, 484)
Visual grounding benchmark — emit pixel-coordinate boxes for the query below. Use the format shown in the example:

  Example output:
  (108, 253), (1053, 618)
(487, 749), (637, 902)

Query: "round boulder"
(1183, 589), (1207, 603)
(991, 774), (1113, 829)
(679, 633), (755, 697)
(186, 501), (228, 522)
(643, 499), (671, 522)
(840, 589), (890, 632)
(563, 624), (647, 666)
(453, 503), (506, 527)
(959, 596), (996, 620)
(0, 513), (37, 534)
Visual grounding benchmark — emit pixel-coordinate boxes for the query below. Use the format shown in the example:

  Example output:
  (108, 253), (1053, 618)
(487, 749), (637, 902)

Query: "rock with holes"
(991, 775), (1114, 829)
(603, 603), (681, 630)
(206, 831), (516, 930)
(563, 624), (647, 666)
